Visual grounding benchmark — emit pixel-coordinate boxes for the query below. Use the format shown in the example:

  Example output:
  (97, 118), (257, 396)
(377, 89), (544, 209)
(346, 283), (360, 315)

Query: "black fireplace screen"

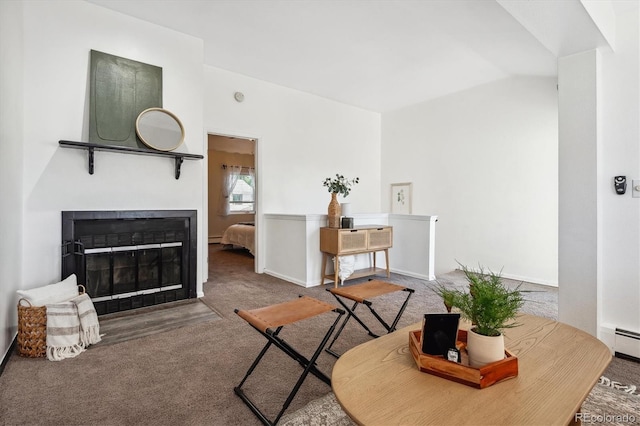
(84, 244), (182, 299)
(62, 210), (197, 315)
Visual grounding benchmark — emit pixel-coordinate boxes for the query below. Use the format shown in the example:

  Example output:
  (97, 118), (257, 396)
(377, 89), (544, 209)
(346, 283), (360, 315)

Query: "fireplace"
(61, 210), (197, 315)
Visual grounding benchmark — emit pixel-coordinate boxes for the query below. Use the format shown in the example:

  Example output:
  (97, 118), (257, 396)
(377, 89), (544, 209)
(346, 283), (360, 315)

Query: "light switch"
(633, 180), (640, 198)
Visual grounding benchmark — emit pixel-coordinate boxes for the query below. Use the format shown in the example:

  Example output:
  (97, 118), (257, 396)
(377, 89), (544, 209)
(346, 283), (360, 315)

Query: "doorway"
(207, 133), (257, 276)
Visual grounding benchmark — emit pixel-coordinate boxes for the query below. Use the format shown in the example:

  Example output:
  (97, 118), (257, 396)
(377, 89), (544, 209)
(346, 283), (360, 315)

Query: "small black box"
(341, 217), (354, 228)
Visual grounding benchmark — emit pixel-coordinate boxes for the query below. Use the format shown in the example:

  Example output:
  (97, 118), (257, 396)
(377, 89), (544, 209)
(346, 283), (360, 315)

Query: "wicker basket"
(16, 285), (87, 358)
(17, 299), (47, 358)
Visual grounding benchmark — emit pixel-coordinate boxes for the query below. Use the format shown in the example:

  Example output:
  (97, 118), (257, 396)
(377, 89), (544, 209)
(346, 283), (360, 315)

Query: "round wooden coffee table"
(332, 314), (611, 425)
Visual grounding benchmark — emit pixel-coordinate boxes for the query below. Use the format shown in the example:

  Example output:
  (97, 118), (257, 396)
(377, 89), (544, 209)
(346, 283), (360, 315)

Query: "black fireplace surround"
(61, 210), (197, 315)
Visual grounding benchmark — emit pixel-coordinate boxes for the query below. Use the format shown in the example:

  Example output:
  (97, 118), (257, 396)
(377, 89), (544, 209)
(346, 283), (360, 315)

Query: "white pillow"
(16, 274), (80, 307)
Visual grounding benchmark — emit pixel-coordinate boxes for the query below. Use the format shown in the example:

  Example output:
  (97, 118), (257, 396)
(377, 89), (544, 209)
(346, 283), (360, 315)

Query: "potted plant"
(433, 263), (524, 368)
(432, 283), (457, 313)
(322, 174), (359, 228)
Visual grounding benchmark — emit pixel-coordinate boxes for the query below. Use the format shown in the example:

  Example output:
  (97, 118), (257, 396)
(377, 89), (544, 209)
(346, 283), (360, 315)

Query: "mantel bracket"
(88, 147), (95, 175)
(175, 156), (184, 180)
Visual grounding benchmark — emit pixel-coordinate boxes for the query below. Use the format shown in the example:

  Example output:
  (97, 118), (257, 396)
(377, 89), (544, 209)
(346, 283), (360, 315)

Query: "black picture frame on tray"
(421, 313), (460, 358)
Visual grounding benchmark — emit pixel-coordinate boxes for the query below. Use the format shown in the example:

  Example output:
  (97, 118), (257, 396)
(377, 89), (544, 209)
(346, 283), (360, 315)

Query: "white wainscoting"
(389, 214), (438, 280)
(263, 213), (437, 287)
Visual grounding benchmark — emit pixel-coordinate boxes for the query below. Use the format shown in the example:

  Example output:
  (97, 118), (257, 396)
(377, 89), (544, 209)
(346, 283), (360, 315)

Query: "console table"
(320, 225), (392, 288)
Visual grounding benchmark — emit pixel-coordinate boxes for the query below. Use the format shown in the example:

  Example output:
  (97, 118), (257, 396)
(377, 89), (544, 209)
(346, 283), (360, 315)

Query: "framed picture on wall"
(390, 182), (412, 214)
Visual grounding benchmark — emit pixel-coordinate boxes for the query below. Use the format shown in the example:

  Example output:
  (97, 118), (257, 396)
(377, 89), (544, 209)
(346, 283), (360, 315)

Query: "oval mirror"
(135, 108), (185, 151)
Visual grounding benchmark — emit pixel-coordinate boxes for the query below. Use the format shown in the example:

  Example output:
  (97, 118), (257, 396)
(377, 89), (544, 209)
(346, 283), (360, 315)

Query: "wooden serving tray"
(408, 329), (518, 389)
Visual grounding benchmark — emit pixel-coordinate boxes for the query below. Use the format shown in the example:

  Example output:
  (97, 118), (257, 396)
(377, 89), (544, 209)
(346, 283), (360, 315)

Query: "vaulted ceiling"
(87, 0), (614, 112)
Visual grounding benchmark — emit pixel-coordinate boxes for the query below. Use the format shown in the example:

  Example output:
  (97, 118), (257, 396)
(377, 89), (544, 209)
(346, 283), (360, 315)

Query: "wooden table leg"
(384, 249), (390, 278)
(321, 253), (328, 285)
(334, 256), (340, 288)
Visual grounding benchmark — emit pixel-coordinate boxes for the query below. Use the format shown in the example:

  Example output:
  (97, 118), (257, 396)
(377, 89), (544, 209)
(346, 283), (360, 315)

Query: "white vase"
(341, 202), (352, 217)
(466, 328), (505, 368)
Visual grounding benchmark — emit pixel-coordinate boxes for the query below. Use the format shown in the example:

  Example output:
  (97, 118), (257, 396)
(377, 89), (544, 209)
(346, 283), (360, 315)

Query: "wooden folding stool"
(325, 279), (414, 358)
(234, 295), (345, 425)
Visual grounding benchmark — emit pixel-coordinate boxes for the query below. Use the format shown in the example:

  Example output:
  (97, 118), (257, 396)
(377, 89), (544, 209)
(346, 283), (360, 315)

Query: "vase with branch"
(323, 174), (359, 228)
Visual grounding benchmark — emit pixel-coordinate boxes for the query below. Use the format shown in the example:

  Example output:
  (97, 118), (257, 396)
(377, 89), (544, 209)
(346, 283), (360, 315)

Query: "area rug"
(581, 377), (640, 425)
(280, 378), (640, 426)
(598, 375), (638, 396)
(279, 392), (354, 426)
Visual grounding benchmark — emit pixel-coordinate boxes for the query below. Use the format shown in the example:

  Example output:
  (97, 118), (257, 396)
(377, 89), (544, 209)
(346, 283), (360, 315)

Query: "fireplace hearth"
(62, 210), (197, 315)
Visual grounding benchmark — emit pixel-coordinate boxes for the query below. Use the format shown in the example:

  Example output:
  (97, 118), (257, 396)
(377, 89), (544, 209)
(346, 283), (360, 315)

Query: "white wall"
(595, 5), (639, 346)
(382, 77), (558, 285)
(0, 0), (25, 361)
(557, 3), (640, 351)
(558, 50), (600, 336)
(0, 1), (206, 360)
(203, 65), (382, 274)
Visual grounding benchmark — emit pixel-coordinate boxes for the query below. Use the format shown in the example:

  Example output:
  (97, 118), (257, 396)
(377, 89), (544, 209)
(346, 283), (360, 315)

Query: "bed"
(220, 223), (255, 255)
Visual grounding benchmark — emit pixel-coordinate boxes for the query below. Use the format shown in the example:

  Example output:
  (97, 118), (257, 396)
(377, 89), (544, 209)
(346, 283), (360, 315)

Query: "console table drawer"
(338, 229), (368, 253)
(368, 227), (392, 250)
(320, 226), (392, 254)
(320, 228), (367, 254)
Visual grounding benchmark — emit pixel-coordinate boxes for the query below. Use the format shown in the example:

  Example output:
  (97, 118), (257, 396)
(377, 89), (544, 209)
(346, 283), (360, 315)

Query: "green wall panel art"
(89, 50), (162, 149)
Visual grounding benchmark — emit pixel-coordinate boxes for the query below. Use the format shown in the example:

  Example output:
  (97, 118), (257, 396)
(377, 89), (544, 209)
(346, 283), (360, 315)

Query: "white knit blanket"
(72, 293), (101, 347)
(46, 293), (101, 361)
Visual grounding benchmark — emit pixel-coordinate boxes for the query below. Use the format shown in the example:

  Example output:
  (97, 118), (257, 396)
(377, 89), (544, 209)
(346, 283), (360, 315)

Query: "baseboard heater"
(615, 328), (640, 362)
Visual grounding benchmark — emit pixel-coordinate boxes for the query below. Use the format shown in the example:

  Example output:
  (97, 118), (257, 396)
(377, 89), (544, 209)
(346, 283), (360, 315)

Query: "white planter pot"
(466, 328), (505, 368)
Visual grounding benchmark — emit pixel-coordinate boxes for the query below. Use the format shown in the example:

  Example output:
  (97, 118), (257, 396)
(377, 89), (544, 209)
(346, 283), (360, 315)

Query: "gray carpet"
(0, 246), (638, 425)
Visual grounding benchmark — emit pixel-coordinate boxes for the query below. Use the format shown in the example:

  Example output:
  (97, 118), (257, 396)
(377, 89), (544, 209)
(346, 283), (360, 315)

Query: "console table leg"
(321, 253), (328, 285)
(385, 249), (390, 278)
(334, 256), (340, 288)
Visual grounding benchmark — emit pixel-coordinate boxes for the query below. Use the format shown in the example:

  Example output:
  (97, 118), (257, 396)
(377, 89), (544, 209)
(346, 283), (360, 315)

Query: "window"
(229, 171), (255, 213)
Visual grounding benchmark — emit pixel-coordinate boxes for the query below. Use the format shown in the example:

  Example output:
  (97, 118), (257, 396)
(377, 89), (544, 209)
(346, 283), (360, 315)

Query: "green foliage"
(323, 174), (360, 197)
(433, 263), (524, 337)
(432, 283), (457, 312)
(239, 175), (253, 186)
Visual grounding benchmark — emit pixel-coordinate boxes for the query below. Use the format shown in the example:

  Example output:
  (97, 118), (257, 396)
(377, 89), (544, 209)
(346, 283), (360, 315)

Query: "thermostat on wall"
(614, 176), (627, 194)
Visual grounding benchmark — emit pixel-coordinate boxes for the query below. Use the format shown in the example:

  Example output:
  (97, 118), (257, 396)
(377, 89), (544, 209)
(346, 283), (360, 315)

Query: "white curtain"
(248, 167), (255, 198)
(220, 165), (242, 216)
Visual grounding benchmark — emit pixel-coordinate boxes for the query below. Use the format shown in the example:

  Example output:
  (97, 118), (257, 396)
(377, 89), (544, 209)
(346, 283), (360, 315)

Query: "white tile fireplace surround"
(61, 210), (198, 315)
